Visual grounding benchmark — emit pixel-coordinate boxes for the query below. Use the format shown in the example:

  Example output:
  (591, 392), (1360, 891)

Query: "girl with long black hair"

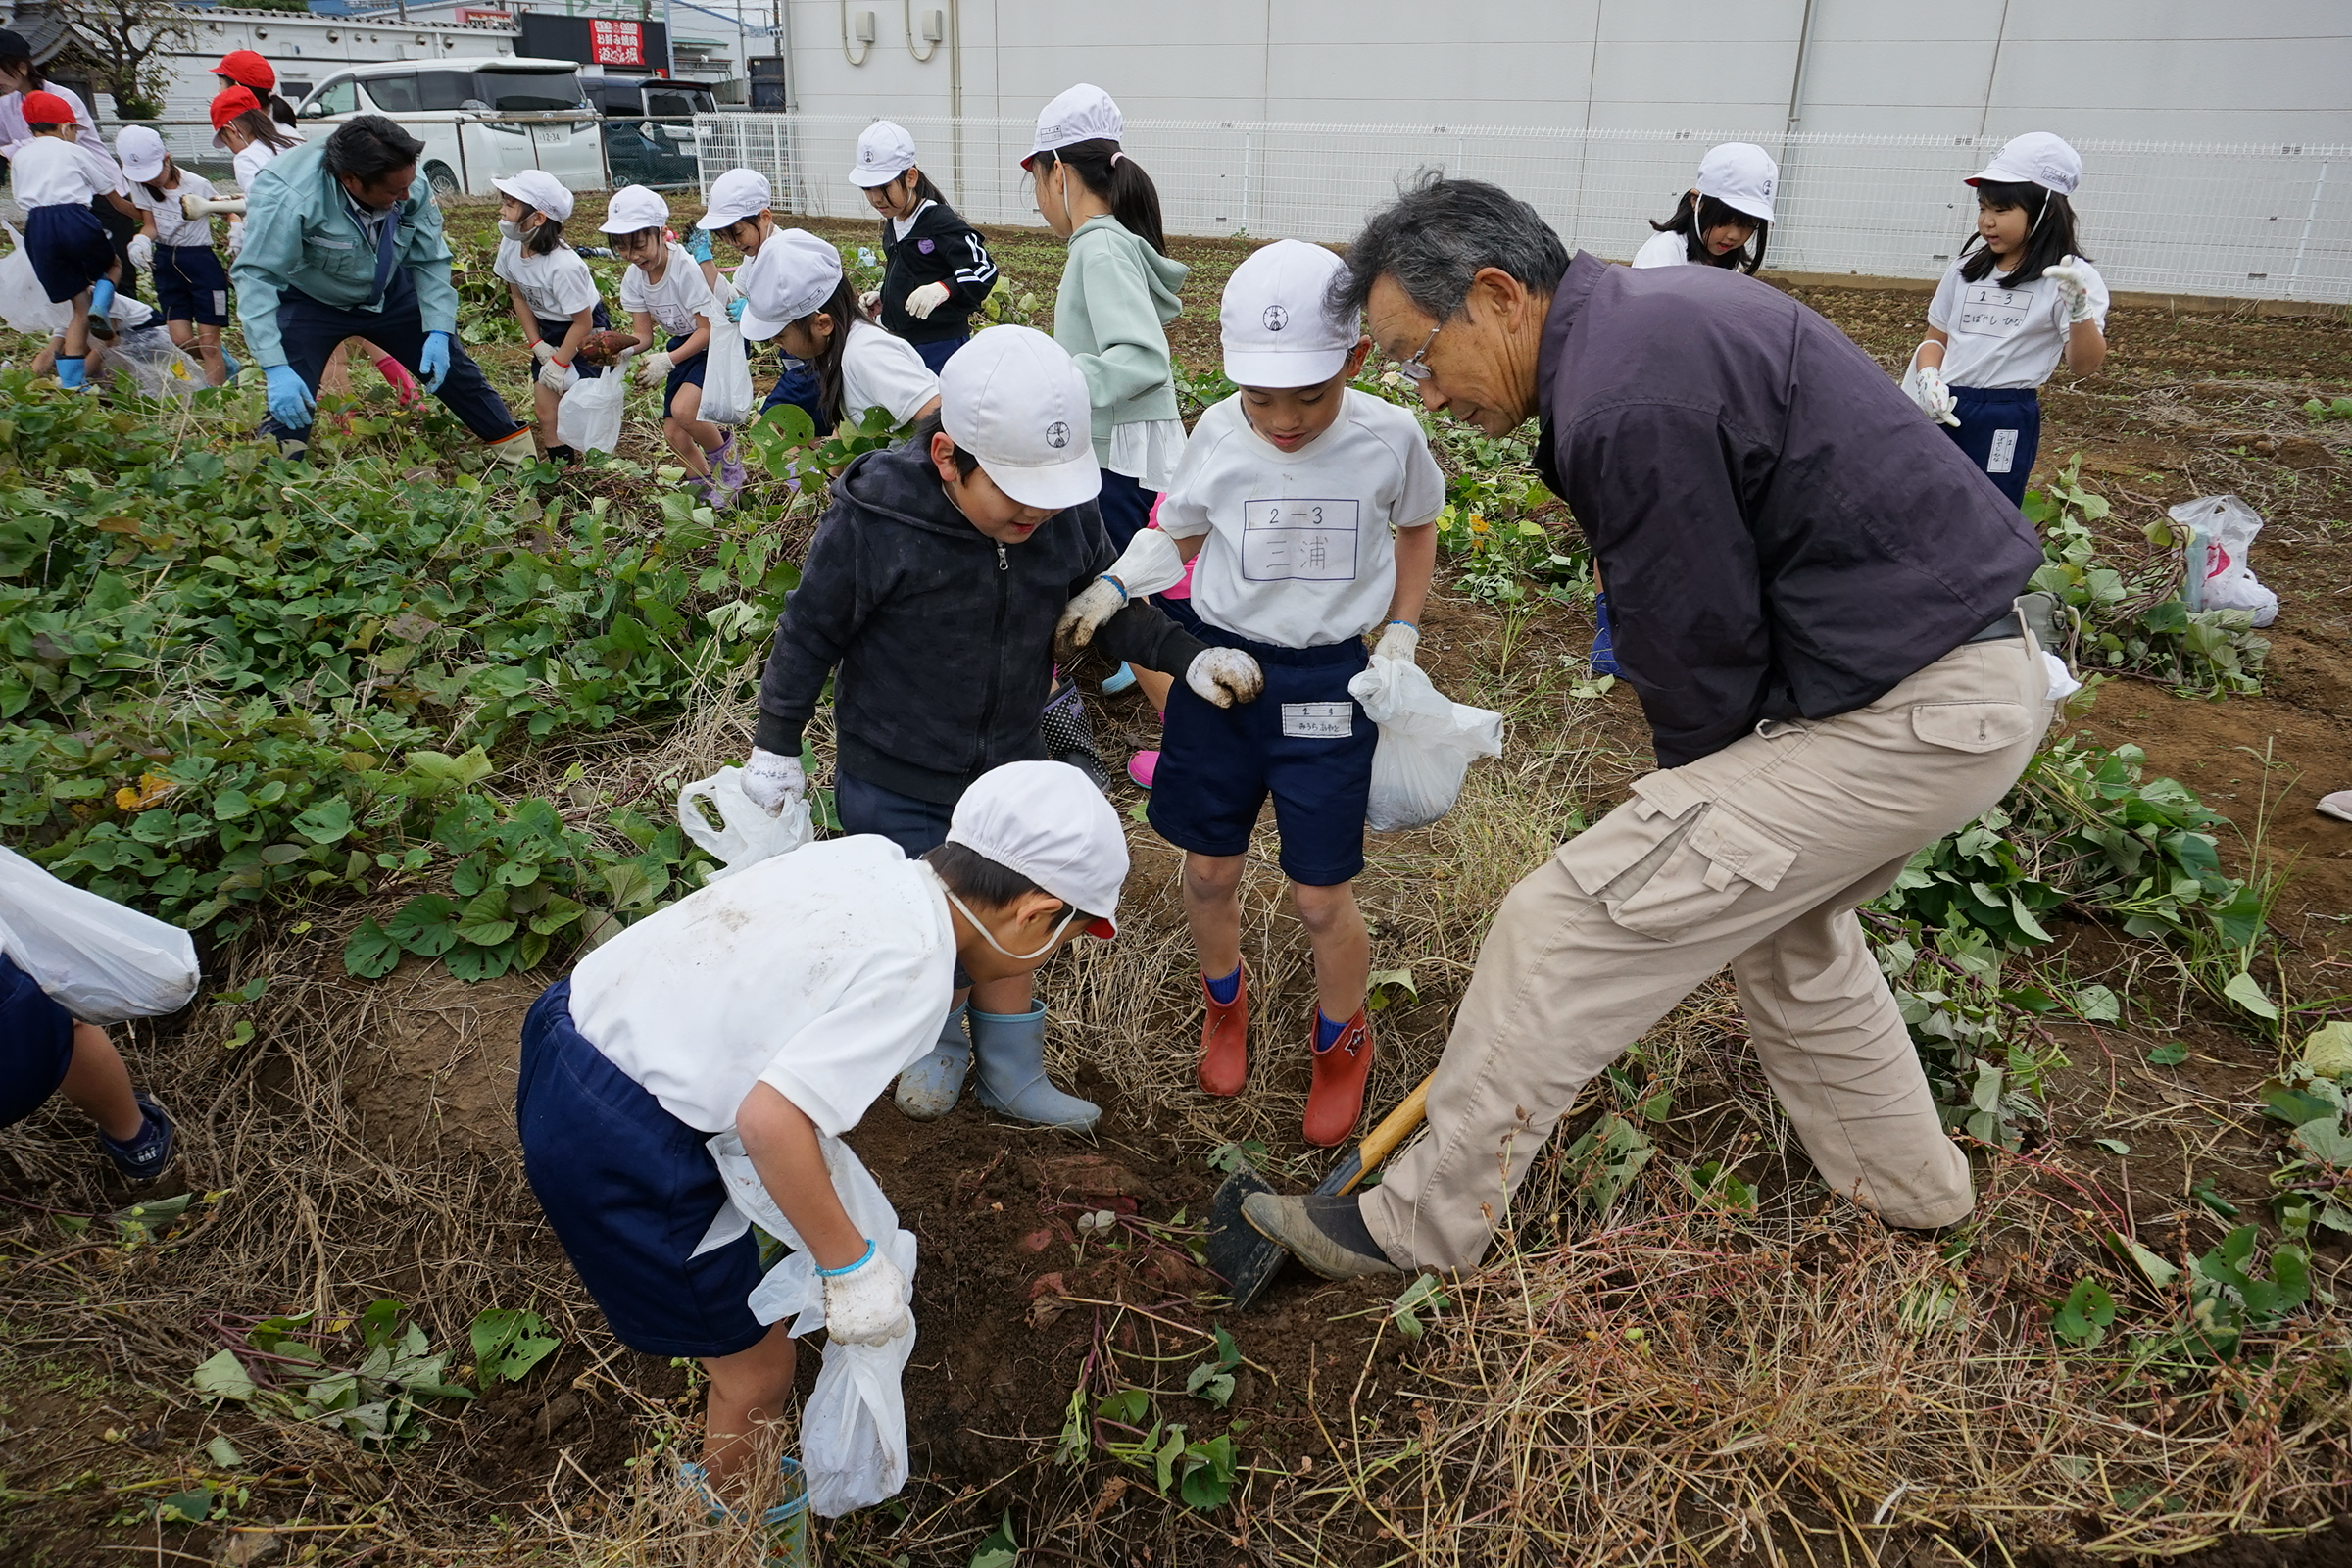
(1632, 142), (1776, 272)
(849, 119), (999, 373)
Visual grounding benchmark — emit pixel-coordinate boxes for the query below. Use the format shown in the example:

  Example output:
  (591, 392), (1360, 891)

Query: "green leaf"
(388, 894), (461, 956)
(342, 917), (401, 979)
(2148, 1041), (2188, 1066)
(469, 1308), (561, 1386)
(2092, 1138), (2131, 1155)
(2223, 970), (2278, 1020)
(204, 1435), (243, 1469)
(192, 1349), (256, 1402)
(291, 795), (356, 844)
(2071, 984), (2119, 1021)
(157, 1485), (214, 1525)
(453, 888), (517, 947)
(2051, 1277), (2116, 1348)
(2111, 1234), (2179, 1290)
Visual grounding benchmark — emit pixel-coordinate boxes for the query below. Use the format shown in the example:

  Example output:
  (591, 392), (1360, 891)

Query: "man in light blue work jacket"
(232, 114), (532, 464)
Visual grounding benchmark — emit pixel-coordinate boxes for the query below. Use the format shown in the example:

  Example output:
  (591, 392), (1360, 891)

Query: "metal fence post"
(2289, 157), (2330, 301)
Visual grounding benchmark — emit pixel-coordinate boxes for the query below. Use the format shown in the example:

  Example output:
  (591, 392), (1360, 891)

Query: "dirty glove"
(904, 281), (952, 320)
(530, 338), (559, 364)
(1055, 528), (1185, 656)
(2044, 255), (2098, 324)
(858, 288), (881, 315)
(418, 331), (452, 394)
(264, 364), (316, 429)
(1373, 620), (1419, 664)
(740, 747), (806, 814)
(1187, 647), (1264, 709)
(821, 1245), (911, 1346)
(126, 234), (154, 271)
(636, 350), (675, 386)
(536, 357), (575, 392)
(1908, 361), (1961, 427)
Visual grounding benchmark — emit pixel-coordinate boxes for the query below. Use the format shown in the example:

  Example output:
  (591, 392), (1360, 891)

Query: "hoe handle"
(1330, 1072), (1434, 1197)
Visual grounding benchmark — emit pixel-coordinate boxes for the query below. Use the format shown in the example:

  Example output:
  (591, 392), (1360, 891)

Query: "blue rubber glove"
(418, 331), (452, 393)
(264, 364), (316, 429)
(726, 295), (745, 324)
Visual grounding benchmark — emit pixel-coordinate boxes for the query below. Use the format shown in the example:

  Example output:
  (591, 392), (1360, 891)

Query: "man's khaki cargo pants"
(1362, 628), (2052, 1270)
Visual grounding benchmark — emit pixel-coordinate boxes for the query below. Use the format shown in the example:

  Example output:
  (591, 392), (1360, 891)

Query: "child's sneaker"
(1301, 1010), (1373, 1148)
(97, 1093), (175, 1184)
(1126, 749), (1158, 789)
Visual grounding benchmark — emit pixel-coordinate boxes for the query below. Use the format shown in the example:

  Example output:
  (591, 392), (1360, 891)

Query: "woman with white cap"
(116, 124), (237, 387)
(849, 119), (999, 374)
(1905, 131), (2107, 506)
(735, 219), (941, 433)
(1632, 142), (1777, 272)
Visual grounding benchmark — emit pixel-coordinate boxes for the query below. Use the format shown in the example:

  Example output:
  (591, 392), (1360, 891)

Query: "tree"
(45, 0), (199, 119)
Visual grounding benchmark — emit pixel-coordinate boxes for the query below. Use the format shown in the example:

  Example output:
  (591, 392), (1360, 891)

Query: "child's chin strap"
(931, 870), (1077, 962)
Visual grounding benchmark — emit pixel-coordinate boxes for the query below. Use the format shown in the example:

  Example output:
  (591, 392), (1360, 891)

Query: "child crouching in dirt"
(735, 324), (1263, 1131)
(16, 90), (130, 390)
(515, 760), (1128, 1519)
(1060, 240), (1443, 1149)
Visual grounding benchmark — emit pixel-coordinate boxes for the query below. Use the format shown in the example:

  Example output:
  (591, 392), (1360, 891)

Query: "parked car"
(583, 75), (713, 190)
(296, 58), (605, 200)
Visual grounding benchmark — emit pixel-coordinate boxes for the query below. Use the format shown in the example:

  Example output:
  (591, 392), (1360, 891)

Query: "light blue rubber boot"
(972, 1004), (1100, 1130)
(87, 279), (117, 341)
(55, 356), (86, 390)
(893, 1004), (973, 1120)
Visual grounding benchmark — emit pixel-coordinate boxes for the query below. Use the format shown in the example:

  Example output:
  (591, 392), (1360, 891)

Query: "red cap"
(21, 90), (75, 126)
(210, 85), (261, 139)
(211, 49), (275, 91)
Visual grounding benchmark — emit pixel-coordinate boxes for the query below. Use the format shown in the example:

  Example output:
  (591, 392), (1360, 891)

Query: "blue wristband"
(1389, 618), (1416, 629)
(814, 1239), (876, 1278)
(1102, 574), (1130, 604)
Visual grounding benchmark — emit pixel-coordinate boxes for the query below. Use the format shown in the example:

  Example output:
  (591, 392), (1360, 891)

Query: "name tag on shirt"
(1281, 702), (1354, 740)
(1241, 498), (1358, 582)
(1956, 283), (2034, 337)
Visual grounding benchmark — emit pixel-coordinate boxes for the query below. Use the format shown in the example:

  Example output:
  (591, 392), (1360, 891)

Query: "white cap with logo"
(1969, 131), (2082, 196)
(1025, 83), (1121, 167)
(850, 119), (918, 188)
(946, 760), (1128, 938)
(493, 168), (574, 224)
(116, 124), (167, 183)
(1220, 239), (1354, 389)
(698, 167), (773, 230)
(1694, 142), (1778, 224)
(601, 183), (670, 234)
(737, 227), (845, 342)
(939, 325), (1100, 512)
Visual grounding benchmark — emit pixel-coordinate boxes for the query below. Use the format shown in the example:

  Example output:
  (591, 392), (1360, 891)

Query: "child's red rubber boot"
(1198, 964), (1248, 1097)
(1301, 1008), (1373, 1148)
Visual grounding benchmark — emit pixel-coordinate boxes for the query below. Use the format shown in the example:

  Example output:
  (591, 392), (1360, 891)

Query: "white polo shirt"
(567, 835), (956, 1138)
(1630, 230), (1690, 269)
(11, 136), (118, 210)
(130, 172), (220, 249)
(1927, 255), (2109, 391)
(494, 237), (602, 322)
(1158, 388), (1446, 648)
(839, 317), (939, 427)
(621, 243), (717, 339)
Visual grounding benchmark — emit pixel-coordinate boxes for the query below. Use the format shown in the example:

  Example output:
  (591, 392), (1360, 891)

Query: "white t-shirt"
(1159, 388), (1446, 648)
(567, 835), (956, 1138)
(621, 243), (717, 339)
(1927, 255), (2109, 391)
(11, 136), (118, 210)
(840, 317), (940, 427)
(229, 128), (302, 195)
(1630, 230), (1690, 269)
(0, 83), (107, 162)
(494, 237), (601, 322)
(130, 171), (219, 248)
(890, 198), (935, 242)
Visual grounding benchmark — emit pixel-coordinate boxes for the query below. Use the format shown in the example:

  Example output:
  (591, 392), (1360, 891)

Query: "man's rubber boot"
(895, 1004), (973, 1120)
(487, 429), (537, 472)
(1241, 1191), (1399, 1279)
(1198, 965), (1248, 1097)
(1301, 1008), (1374, 1148)
(972, 1004), (1099, 1130)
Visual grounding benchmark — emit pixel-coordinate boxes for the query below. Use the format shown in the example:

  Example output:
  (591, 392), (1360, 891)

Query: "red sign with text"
(589, 19), (645, 66)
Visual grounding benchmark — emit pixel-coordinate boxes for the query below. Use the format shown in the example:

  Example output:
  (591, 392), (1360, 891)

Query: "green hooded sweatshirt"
(1053, 214), (1190, 462)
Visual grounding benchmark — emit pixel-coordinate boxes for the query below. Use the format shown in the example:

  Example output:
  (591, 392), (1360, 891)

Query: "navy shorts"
(911, 332), (966, 375)
(153, 244), (229, 326)
(1096, 469), (1155, 552)
(662, 333), (710, 418)
(835, 773), (972, 988)
(533, 306), (612, 379)
(26, 204), (116, 305)
(758, 352), (826, 433)
(1944, 385), (2041, 507)
(1148, 624), (1377, 887)
(515, 980), (768, 1359)
(1, 953), (75, 1131)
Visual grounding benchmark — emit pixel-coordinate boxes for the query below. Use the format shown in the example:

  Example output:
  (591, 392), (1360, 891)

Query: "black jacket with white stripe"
(876, 200), (998, 344)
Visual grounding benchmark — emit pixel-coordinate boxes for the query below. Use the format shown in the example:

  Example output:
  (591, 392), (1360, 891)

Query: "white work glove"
(1908, 361), (1962, 427)
(740, 747), (806, 814)
(858, 288), (882, 315)
(1372, 620), (1420, 664)
(636, 350), (674, 386)
(126, 234), (154, 271)
(536, 358), (575, 392)
(904, 281), (952, 320)
(2044, 254), (2097, 324)
(821, 1246), (912, 1346)
(1054, 529), (1187, 655)
(226, 220), (245, 256)
(530, 339), (559, 364)
(1186, 647), (1264, 709)
(1055, 579), (1128, 662)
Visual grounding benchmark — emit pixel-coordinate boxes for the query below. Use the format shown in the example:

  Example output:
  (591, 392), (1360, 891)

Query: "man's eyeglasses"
(1393, 320), (1443, 382)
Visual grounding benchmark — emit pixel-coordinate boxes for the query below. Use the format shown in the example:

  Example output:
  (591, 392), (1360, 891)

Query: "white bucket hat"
(938, 324), (1101, 512)
(1969, 132), (2082, 196)
(1025, 83), (1121, 167)
(737, 227), (845, 342)
(600, 183), (670, 234)
(1220, 239), (1354, 388)
(850, 120), (918, 188)
(1694, 142), (1778, 224)
(115, 124), (167, 183)
(493, 169), (574, 224)
(947, 760), (1128, 937)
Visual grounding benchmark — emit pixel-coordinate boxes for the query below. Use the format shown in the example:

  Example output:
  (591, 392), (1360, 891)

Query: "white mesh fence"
(694, 113), (2352, 304)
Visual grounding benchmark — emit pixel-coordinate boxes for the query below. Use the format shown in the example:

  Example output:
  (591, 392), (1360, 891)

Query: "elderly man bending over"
(1245, 176), (2061, 1277)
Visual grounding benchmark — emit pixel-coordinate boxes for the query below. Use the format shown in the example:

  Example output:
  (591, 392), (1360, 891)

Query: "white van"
(297, 57), (606, 200)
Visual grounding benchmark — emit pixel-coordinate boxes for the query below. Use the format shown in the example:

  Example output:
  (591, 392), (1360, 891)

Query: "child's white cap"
(492, 169), (573, 223)
(737, 227), (844, 342)
(850, 120), (917, 188)
(601, 183), (669, 233)
(1969, 132), (2082, 197)
(698, 167), (773, 230)
(1025, 83), (1120, 167)
(938, 325), (1101, 512)
(115, 124), (167, 183)
(1694, 142), (1778, 223)
(1220, 239), (1354, 389)
(947, 760), (1128, 937)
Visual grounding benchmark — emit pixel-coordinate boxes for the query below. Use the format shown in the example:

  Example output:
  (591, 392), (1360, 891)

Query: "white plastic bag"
(556, 368), (627, 454)
(1347, 656), (1505, 832)
(698, 287), (756, 426)
(677, 766), (813, 881)
(0, 846), (200, 1024)
(707, 1132), (916, 1518)
(0, 221), (71, 337)
(2169, 494), (2278, 627)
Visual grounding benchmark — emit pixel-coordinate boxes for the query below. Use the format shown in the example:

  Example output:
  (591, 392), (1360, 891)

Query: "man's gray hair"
(1331, 172), (1570, 321)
